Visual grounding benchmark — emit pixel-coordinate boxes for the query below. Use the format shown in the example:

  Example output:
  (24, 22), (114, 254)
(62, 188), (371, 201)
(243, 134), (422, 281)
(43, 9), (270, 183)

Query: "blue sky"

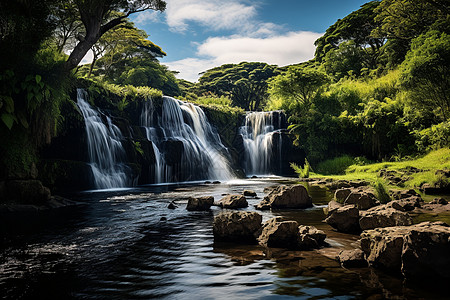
(127, 0), (369, 82)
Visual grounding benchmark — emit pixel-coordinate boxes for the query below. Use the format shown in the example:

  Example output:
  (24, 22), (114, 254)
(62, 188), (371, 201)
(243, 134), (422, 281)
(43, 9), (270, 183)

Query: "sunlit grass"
(312, 148), (450, 189)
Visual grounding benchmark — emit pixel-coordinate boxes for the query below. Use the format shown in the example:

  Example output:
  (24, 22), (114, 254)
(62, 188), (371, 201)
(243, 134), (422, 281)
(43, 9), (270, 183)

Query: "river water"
(0, 178), (446, 299)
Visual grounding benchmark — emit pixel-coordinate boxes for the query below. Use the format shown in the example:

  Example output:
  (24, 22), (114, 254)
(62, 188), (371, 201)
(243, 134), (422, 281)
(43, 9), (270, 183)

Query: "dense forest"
(0, 0), (449, 183)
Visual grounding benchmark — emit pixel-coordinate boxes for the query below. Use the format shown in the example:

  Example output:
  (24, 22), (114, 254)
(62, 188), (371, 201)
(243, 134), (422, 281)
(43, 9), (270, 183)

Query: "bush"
(316, 155), (355, 175)
(374, 181), (391, 204)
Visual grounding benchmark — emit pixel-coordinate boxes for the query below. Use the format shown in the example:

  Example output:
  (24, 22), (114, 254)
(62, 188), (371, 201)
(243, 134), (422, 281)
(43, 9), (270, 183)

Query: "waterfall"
(240, 111), (285, 176)
(77, 89), (130, 189)
(140, 96), (233, 183)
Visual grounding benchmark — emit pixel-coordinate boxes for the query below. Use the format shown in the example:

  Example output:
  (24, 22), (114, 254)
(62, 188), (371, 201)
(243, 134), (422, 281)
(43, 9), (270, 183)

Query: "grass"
(311, 148), (450, 190)
(315, 155), (355, 175)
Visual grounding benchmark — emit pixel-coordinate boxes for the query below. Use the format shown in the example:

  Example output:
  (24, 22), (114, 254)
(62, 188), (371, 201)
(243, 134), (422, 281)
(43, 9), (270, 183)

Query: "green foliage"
(399, 30), (450, 121)
(414, 121), (450, 152)
(191, 95), (233, 107)
(316, 155), (355, 175)
(133, 141), (144, 156)
(374, 181), (391, 204)
(291, 159), (311, 178)
(197, 62), (279, 110)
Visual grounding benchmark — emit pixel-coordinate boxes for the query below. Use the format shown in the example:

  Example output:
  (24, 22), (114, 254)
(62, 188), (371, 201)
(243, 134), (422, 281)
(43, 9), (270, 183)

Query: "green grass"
(311, 148), (450, 189)
(315, 155), (355, 175)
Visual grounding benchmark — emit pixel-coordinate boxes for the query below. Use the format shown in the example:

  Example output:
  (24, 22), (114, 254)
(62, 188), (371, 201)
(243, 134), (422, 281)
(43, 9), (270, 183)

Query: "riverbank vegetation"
(0, 0), (448, 189)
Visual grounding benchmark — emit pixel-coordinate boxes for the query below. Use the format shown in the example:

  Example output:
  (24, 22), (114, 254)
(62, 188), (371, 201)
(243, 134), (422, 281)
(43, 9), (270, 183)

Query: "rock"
(204, 181), (211, 184)
(258, 217), (300, 249)
(387, 197), (421, 211)
(401, 222), (450, 279)
(334, 188), (352, 203)
(325, 205), (360, 233)
(243, 190), (257, 197)
(325, 180), (352, 190)
(359, 205), (413, 231)
(160, 216), (167, 221)
(344, 192), (378, 210)
(430, 198), (448, 205)
(323, 200), (343, 217)
(212, 181), (221, 184)
(338, 249), (368, 268)
(3, 180), (51, 204)
(360, 222), (450, 279)
(360, 227), (405, 271)
(213, 211), (262, 243)
(168, 202), (177, 209)
(255, 184), (312, 210)
(298, 225), (326, 249)
(251, 175), (258, 179)
(218, 194), (248, 209)
(186, 196), (214, 211)
(390, 189), (419, 200)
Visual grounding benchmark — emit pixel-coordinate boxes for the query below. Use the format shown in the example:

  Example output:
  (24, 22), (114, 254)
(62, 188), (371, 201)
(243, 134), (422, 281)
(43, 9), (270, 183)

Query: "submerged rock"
(255, 184), (312, 210)
(218, 194), (248, 209)
(186, 196), (214, 211)
(325, 205), (360, 233)
(213, 211), (262, 243)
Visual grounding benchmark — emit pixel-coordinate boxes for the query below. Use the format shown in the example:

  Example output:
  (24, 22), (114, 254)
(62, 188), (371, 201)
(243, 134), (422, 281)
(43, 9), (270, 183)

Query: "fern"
(291, 159), (311, 178)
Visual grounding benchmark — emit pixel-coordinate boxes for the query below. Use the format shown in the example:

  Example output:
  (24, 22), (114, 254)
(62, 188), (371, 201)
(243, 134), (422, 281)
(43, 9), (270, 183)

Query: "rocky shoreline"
(188, 178), (450, 283)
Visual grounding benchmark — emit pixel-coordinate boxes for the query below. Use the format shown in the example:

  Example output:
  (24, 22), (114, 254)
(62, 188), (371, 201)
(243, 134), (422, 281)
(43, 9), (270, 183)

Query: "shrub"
(374, 181), (391, 204)
(291, 159), (311, 178)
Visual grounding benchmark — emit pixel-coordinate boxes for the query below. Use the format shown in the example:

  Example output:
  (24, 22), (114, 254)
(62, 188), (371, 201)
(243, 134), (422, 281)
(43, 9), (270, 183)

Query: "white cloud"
(134, 10), (162, 24)
(164, 0), (257, 33)
(165, 31), (323, 82)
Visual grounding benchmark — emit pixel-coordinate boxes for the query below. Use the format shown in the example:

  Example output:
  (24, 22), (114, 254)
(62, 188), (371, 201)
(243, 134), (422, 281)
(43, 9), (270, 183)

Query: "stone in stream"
(359, 205), (413, 231)
(257, 217), (300, 249)
(217, 194), (248, 209)
(298, 225), (327, 249)
(337, 249), (367, 268)
(213, 211), (262, 243)
(186, 196), (214, 211)
(324, 205), (361, 233)
(323, 200), (343, 217)
(243, 190), (257, 197)
(360, 221), (450, 279)
(255, 184), (312, 210)
(344, 191), (378, 210)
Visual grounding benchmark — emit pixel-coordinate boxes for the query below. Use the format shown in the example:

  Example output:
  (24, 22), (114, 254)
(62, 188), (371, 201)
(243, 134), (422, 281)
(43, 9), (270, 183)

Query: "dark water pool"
(0, 178), (446, 299)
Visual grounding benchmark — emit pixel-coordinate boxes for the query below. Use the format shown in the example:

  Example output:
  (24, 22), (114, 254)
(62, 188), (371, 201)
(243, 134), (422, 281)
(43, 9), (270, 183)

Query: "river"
(0, 177), (446, 299)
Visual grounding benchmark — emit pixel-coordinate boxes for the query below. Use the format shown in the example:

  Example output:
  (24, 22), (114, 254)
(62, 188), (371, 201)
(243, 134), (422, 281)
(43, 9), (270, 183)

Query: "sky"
(124, 0), (369, 82)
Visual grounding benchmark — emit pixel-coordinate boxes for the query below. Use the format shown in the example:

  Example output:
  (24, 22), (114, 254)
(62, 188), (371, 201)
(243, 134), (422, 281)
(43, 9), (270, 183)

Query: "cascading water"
(77, 89), (130, 189)
(140, 96), (233, 183)
(240, 111), (285, 176)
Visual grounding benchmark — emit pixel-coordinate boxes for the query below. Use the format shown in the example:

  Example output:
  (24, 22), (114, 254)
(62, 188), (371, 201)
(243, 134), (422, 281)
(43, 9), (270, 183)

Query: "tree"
(314, 1), (384, 64)
(63, 0), (166, 71)
(399, 30), (450, 121)
(197, 62), (279, 110)
(268, 65), (329, 113)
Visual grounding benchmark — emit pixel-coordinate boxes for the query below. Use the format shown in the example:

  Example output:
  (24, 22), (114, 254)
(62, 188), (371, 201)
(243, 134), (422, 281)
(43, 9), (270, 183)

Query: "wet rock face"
(359, 205), (413, 231)
(325, 205), (361, 233)
(360, 222), (450, 279)
(218, 194), (248, 209)
(255, 184), (312, 210)
(186, 196), (214, 211)
(213, 211), (262, 243)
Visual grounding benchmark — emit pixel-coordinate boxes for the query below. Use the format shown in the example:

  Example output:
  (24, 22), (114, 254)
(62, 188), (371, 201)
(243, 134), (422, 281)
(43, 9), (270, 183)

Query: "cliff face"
(35, 86), (305, 194)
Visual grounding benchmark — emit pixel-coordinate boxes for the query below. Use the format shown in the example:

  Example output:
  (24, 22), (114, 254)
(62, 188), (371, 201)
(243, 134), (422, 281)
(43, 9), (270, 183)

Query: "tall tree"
(63, 0), (166, 71)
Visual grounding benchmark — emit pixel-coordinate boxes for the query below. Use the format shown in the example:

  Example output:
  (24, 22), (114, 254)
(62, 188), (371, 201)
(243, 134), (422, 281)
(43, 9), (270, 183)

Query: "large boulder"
(298, 225), (327, 249)
(213, 211), (262, 243)
(258, 217), (300, 249)
(186, 196), (214, 211)
(360, 222), (450, 279)
(401, 222), (450, 279)
(324, 205), (361, 233)
(334, 188), (352, 202)
(344, 191), (378, 210)
(387, 197), (422, 212)
(323, 200), (343, 217)
(217, 194), (248, 209)
(255, 184), (312, 210)
(359, 205), (413, 231)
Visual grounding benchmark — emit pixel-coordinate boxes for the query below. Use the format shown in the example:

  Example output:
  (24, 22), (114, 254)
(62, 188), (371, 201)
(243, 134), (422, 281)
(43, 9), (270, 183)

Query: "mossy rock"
(39, 159), (94, 192)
